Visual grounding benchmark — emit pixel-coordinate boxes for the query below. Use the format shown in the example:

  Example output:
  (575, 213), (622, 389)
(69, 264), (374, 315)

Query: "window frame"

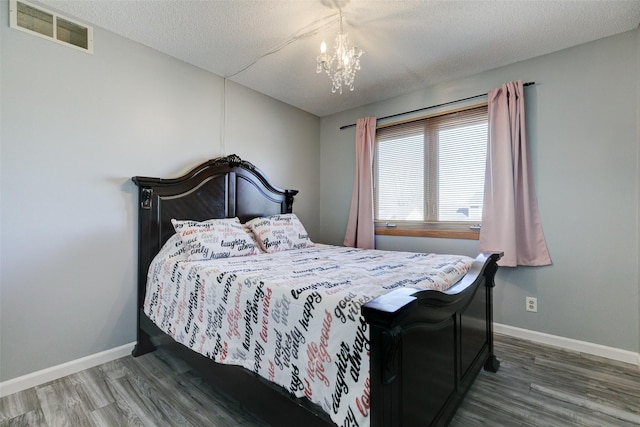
(373, 103), (488, 240)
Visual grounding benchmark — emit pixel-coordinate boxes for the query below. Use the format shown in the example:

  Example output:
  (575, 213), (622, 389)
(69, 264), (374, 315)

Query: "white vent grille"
(9, 0), (93, 53)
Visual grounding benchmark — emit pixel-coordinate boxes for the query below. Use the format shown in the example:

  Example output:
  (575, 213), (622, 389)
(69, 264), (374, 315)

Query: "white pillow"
(242, 223), (264, 253)
(171, 217), (261, 260)
(246, 213), (313, 253)
(153, 233), (188, 263)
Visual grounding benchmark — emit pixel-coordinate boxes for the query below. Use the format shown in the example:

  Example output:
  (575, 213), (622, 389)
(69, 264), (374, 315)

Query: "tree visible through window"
(374, 105), (488, 227)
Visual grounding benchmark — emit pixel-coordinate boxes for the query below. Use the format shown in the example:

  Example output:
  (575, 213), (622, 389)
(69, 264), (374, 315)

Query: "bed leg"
(131, 329), (156, 357)
(484, 354), (500, 372)
(483, 257), (500, 374)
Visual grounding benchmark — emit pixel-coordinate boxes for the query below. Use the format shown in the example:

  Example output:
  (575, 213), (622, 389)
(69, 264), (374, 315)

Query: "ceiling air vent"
(9, 0), (93, 53)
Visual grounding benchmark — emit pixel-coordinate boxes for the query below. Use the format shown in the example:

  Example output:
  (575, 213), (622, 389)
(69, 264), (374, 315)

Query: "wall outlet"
(526, 297), (538, 312)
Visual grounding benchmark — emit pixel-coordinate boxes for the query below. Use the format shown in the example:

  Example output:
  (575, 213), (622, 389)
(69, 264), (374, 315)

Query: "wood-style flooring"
(1, 333), (639, 426)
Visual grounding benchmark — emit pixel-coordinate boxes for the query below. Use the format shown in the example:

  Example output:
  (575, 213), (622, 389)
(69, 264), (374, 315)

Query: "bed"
(132, 154), (503, 427)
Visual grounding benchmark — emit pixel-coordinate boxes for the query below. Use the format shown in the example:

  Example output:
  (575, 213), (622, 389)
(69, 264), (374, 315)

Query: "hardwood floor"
(2, 333), (639, 426)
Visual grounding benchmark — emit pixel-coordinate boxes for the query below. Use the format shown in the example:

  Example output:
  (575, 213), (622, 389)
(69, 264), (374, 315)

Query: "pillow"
(160, 233), (187, 259)
(171, 217), (261, 260)
(150, 233), (188, 266)
(246, 213), (313, 253)
(242, 223), (264, 253)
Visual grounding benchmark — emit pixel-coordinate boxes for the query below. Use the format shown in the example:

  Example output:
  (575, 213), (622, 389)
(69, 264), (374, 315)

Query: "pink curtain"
(479, 81), (551, 267)
(344, 117), (377, 249)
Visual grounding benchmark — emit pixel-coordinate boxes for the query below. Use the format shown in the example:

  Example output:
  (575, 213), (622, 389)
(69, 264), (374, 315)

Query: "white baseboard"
(2, 326), (639, 399)
(494, 323), (640, 367)
(0, 342), (135, 398)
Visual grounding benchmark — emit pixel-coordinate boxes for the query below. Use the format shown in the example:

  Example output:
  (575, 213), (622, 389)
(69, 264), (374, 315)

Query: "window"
(374, 105), (488, 237)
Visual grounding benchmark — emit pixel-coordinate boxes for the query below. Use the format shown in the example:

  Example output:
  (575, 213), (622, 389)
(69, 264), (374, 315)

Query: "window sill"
(375, 227), (479, 240)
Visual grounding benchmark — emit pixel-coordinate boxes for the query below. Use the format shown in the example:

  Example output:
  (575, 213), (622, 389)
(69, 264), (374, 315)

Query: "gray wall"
(637, 26), (640, 356)
(0, 7), (319, 381)
(320, 30), (640, 353)
(2, 3), (638, 384)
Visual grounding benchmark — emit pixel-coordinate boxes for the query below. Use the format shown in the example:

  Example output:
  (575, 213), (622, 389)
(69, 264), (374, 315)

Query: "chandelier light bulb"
(316, 10), (364, 94)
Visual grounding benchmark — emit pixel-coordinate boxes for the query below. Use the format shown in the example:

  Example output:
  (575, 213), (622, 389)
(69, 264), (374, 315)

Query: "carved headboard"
(132, 154), (298, 307)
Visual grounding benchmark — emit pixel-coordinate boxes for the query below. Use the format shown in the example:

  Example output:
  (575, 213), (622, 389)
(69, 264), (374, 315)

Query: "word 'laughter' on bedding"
(145, 241), (473, 427)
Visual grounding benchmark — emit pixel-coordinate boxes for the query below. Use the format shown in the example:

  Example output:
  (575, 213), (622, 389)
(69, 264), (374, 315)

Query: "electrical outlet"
(526, 297), (537, 312)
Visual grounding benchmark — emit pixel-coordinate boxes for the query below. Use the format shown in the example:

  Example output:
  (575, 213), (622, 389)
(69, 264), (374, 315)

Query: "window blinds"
(375, 105), (488, 223)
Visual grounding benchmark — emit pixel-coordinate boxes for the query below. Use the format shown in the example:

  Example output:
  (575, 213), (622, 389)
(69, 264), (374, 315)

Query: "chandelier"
(316, 10), (364, 94)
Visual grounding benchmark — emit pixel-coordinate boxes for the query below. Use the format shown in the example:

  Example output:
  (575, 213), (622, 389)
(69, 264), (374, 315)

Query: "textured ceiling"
(39, 0), (640, 117)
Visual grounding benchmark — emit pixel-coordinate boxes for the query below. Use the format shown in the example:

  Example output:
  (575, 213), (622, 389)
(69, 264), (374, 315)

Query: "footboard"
(362, 251), (502, 427)
(132, 156), (503, 427)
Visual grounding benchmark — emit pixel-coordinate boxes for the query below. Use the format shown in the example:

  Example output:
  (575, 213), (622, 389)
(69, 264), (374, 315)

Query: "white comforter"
(144, 239), (473, 427)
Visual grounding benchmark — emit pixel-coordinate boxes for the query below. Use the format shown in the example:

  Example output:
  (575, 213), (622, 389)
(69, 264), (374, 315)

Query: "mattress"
(144, 237), (473, 427)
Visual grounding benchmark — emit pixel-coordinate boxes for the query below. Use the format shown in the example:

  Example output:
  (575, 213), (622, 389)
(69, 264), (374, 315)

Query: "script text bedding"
(144, 239), (473, 427)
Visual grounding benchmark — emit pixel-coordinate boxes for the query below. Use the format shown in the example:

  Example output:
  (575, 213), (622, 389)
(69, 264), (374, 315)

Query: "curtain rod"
(339, 81), (535, 130)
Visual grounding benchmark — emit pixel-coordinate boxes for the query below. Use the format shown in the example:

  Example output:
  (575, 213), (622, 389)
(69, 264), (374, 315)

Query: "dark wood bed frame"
(132, 154), (503, 427)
